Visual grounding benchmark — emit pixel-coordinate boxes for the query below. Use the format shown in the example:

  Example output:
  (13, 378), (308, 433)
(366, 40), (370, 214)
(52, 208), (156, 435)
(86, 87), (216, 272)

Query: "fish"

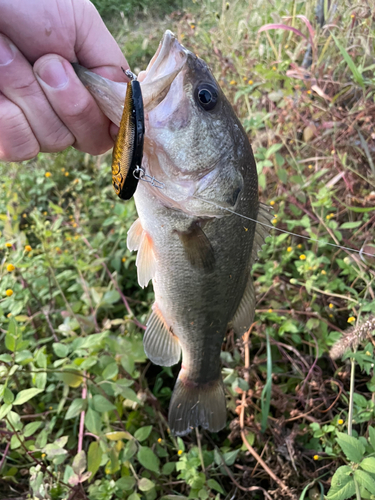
(73, 30), (272, 436)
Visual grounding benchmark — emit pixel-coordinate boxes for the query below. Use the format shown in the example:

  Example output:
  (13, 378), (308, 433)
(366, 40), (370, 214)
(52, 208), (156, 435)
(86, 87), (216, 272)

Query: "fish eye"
(195, 83), (218, 111)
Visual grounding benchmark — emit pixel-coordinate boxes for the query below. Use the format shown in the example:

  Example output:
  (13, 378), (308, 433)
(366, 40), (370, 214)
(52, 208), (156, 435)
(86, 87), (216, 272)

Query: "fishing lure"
(112, 72), (144, 200)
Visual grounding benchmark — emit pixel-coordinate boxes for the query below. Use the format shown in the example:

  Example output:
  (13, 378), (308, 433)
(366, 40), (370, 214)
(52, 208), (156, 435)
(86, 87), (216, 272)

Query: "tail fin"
(168, 376), (226, 436)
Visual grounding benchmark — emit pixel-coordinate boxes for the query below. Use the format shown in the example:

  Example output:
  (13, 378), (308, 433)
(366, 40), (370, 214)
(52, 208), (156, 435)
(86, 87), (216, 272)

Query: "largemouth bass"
(74, 31), (272, 436)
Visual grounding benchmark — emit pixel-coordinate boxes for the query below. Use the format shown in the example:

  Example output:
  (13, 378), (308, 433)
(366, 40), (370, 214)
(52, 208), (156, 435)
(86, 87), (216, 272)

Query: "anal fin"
(144, 304), (181, 366)
(176, 221), (215, 272)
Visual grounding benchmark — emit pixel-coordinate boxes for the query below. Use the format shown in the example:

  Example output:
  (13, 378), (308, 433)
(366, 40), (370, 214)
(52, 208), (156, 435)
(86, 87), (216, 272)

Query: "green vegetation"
(1, 0), (375, 499)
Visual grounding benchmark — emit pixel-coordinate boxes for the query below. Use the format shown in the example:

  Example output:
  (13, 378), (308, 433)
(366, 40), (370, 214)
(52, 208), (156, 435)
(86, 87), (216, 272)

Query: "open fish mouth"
(72, 31), (187, 126)
(139, 30), (188, 111)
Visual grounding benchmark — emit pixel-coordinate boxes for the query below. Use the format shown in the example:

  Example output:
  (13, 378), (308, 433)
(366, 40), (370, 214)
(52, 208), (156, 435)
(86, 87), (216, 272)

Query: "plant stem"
(348, 357), (355, 436)
(354, 477), (361, 500)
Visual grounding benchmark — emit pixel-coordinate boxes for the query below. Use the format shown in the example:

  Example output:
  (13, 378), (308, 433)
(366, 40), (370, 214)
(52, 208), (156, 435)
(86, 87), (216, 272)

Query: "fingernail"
(36, 58), (68, 89)
(0, 35), (15, 66)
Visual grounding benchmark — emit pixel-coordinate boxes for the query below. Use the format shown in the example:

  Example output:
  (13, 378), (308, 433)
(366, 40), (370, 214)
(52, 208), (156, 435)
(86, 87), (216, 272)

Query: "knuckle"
(0, 105), (39, 161)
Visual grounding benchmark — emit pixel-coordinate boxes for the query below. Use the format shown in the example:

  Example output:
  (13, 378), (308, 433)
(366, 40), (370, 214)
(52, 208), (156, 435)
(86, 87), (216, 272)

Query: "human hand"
(0, 0), (129, 162)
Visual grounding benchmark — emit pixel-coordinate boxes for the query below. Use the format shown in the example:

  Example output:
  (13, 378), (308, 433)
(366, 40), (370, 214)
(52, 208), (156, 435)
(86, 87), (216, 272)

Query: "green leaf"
(336, 432), (365, 463)
(72, 450), (86, 476)
(360, 457), (375, 474)
(137, 446), (160, 474)
(13, 388), (43, 405)
(326, 466), (355, 500)
(331, 33), (364, 88)
(65, 398), (86, 419)
(128, 493), (141, 500)
(207, 479), (225, 494)
(115, 476), (136, 491)
(368, 427), (375, 450)
(105, 431), (132, 441)
(162, 462), (176, 475)
(93, 394), (115, 412)
(340, 221), (362, 229)
(85, 408), (102, 435)
(102, 363), (118, 380)
(53, 343), (69, 358)
(24, 421), (43, 437)
(87, 441), (102, 481)
(4, 387), (14, 404)
(123, 439), (137, 461)
(134, 426), (152, 442)
(354, 470), (375, 495)
(102, 290), (120, 305)
(138, 477), (155, 491)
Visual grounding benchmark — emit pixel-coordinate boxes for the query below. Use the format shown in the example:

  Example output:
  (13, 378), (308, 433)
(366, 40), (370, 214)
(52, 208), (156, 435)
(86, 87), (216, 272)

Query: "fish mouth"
(140, 30), (188, 111)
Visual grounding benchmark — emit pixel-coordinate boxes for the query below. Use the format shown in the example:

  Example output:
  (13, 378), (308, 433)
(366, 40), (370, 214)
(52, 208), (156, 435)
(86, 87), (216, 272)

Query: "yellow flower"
(6, 264), (15, 272)
(328, 303), (334, 309)
(268, 308), (273, 313)
(74, 178), (79, 184)
(122, 257), (127, 263)
(347, 316), (355, 323)
(272, 218), (277, 224)
(270, 200), (275, 206)
(297, 244), (302, 249)
(5, 242), (12, 248)
(331, 149), (335, 155)
(284, 44), (289, 49)
(321, 270), (326, 275)
(72, 222), (77, 228)
(272, 66), (277, 71)
(289, 140), (294, 144)
(41, 453), (46, 458)
(308, 164), (313, 169)
(313, 455), (319, 461)
(65, 172), (69, 177)
(157, 438), (162, 443)
(7, 313), (12, 318)
(55, 247), (60, 252)
(350, 14), (355, 18)
(191, 24), (195, 29)
(329, 314), (333, 318)
(43, 211), (48, 216)
(230, 80), (236, 85)
(307, 90), (312, 95)
(177, 450), (183, 456)
(25, 245), (32, 252)
(49, 406), (53, 410)
(287, 247), (292, 252)
(61, 168), (65, 172)
(5, 289), (14, 297)
(338, 419), (344, 425)
(23, 213), (27, 218)
(299, 254), (306, 260)
(45, 172), (51, 178)
(248, 79), (253, 85)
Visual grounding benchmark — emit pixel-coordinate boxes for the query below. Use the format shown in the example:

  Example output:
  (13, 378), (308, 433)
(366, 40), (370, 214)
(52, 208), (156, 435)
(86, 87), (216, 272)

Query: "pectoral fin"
(144, 304), (181, 366)
(176, 221), (215, 272)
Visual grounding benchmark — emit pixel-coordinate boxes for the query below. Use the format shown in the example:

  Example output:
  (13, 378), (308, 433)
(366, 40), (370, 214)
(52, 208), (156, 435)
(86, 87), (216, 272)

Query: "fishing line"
(133, 174), (374, 259)
(191, 195), (374, 259)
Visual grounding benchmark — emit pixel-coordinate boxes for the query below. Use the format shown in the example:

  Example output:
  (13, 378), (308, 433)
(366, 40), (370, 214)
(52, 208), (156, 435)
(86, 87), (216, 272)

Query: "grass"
(0, 0), (375, 499)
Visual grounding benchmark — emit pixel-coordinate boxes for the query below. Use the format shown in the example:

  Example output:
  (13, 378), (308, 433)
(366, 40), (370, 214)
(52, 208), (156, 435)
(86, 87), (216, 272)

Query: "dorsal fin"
(127, 218), (156, 288)
(231, 273), (255, 335)
(144, 303), (181, 366)
(251, 202), (273, 265)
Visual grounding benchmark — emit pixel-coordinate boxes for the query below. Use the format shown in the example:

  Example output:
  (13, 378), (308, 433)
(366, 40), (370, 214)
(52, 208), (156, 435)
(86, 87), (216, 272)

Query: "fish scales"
(73, 30), (270, 436)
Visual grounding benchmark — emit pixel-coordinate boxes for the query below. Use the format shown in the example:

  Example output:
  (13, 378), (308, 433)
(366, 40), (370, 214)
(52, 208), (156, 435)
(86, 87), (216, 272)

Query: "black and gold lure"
(112, 70), (144, 200)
